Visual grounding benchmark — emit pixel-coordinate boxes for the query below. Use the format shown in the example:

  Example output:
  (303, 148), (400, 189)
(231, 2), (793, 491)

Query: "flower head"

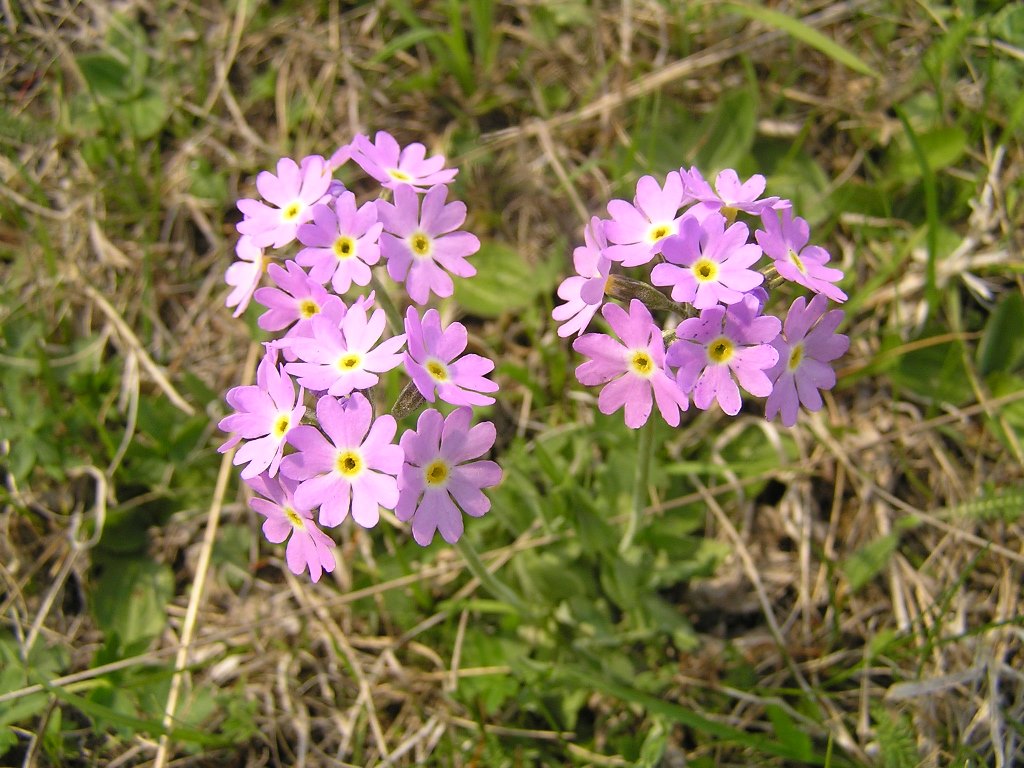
(552, 216), (612, 337)
(765, 294), (849, 426)
(755, 209), (847, 302)
(667, 298), (781, 415)
(247, 472), (336, 583)
(350, 132), (457, 192)
(378, 184), (480, 304)
(404, 307), (497, 406)
(224, 236), (265, 317)
(681, 167), (786, 221)
(253, 260), (343, 333)
(572, 299), (688, 428)
(281, 393), (403, 529)
(604, 172), (686, 267)
(296, 192), (383, 295)
(236, 155), (332, 249)
(397, 408), (501, 546)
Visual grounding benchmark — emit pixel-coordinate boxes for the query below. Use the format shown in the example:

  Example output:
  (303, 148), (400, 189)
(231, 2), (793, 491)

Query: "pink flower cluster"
(220, 132), (501, 582)
(554, 167), (849, 429)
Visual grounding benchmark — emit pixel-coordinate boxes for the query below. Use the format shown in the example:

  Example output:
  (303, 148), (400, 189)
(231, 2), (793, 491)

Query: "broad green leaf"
(91, 557), (174, 647)
(696, 87), (757, 172)
(77, 54), (134, 101)
(766, 704), (814, 762)
(889, 126), (968, 183)
(123, 90), (170, 139)
(978, 292), (1024, 376)
(453, 240), (559, 318)
(843, 532), (899, 593)
(725, 3), (879, 78)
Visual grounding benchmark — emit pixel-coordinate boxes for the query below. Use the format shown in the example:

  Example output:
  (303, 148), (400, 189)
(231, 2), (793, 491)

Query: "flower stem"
(620, 415), (655, 553)
(455, 537), (528, 615)
(369, 271), (404, 334)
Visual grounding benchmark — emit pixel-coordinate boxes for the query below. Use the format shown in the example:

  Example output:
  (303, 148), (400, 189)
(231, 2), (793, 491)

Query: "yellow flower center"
(788, 248), (806, 274)
(629, 350), (655, 377)
(298, 299), (320, 319)
(788, 343), (804, 371)
(646, 222), (672, 244)
(284, 506), (305, 529)
(424, 459), (449, 486)
(333, 236), (356, 259)
(388, 168), (412, 182)
(410, 232), (432, 257)
(708, 337), (734, 364)
(426, 360), (449, 381)
(272, 414), (291, 439)
(720, 205), (738, 223)
(337, 353), (361, 371)
(335, 450), (362, 477)
(693, 258), (718, 282)
(281, 201), (303, 222)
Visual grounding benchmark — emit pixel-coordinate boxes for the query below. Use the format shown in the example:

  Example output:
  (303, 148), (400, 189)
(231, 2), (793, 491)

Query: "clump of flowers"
(219, 133), (501, 582)
(555, 167), (849, 428)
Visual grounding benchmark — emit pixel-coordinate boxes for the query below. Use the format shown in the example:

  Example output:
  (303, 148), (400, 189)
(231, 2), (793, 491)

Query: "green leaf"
(843, 532), (899, 593)
(725, 3), (880, 78)
(77, 54), (134, 101)
(91, 557), (174, 647)
(122, 89), (171, 139)
(766, 704), (814, 762)
(695, 87), (757, 171)
(368, 28), (443, 65)
(453, 240), (559, 318)
(889, 126), (968, 183)
(978, 292), (1024, 376)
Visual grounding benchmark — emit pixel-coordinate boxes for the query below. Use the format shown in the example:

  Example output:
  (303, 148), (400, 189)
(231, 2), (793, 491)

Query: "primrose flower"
(604, 172), (686, 267)
(396, 408), (501, 546)
(253, 260), (342, 333)
(283, 304), (405, 396)
(236, 155), (332, 249)
(552, 216), (612, 338)
(247, 472), (336, 583)
(651, 213), (764, 309)
(224, 235), (265, 317)
(350, 131), (457, 192)
(281, 393), (403, 529)
(667, 298), (781, 416)
(681, 167), (785, 221)
(296, 192), (383, 295)
(573, 299), (688, 428)
(218, 350), (305, 479)
(404, 307), (497, 406)
(755, 209), (847, 303)
(765, 294), (849, 426)
(378, 184), (480, 304)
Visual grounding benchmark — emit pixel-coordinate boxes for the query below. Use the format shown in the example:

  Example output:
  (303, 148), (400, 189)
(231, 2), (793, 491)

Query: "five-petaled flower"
(404, 307), (497, 406)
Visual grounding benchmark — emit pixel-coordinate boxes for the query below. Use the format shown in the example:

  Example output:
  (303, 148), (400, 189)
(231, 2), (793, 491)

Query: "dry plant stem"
(454, 537), (527, 615)
(153, 341), (259, 768)
(620, 415), (655, 553)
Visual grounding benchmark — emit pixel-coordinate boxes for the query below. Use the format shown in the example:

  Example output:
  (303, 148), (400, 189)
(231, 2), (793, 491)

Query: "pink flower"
(236, 155), (332, 249)
(667, 298), (781, 415)
(651, 213), (764, 309)
(253, 260), (343, 333)
(218, 349), (305, 479)
(552, 216), (612, 338)
(396, 408), (501, 546)
(378, 184), (480, 304)
(224, 236), (265, 318)
(681, 167), (786, 221)
(755, 209), (847, 302)
(765, 295), (849, 426)
(281, 393), (403, 529)
(604, 172), (686, 267)
(296, 192), (383, 294)
(283, 304), (405, 396)
(404, 307), (497, 406)
(572, 300), (689, 428)
(349, 131), (457, 192)
(247, 472), (336, 583)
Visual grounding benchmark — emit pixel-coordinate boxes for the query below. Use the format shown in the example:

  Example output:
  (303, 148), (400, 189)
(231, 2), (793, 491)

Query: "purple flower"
(604, 172), (686, 267)
(247, 472), (336, 583)
(296, 192), (383, 294)
(651, 214), (764, 309)
(667, 299), (781, 415)
(755, 209), (847, 303)
(218, 349), (305, 479)
(572, 300), (689, 428)
(253, 260), (343, 333)
(404, 307), (497, 406)
(281, 393), (403, 529)
(765, 295), (849, 426)
(236, 155), (333, 249)
(224, 236), (265, 317)
(378, 184), (480, 304)
(552, 216), (612, 338)
(350, 131), (457, 192)
(396, 408), (501, 546)
(681, 167), (786, 221)
(283, 304), (406, 396)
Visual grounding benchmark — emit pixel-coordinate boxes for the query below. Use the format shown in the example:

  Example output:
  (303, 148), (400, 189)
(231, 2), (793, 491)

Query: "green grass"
(2, 0), (1024, 765)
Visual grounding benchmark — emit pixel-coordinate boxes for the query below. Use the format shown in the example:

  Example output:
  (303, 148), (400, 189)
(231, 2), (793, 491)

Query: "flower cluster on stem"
(220, 132), (501, 582)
